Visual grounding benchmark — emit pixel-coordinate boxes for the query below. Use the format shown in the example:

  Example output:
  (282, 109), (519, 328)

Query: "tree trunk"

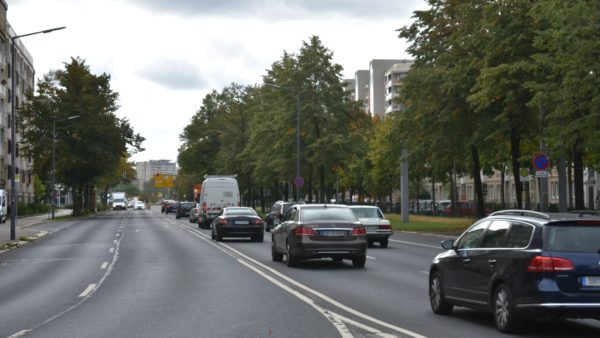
(471, 145), (485, 217)
(500, 169), (505, 209)
(568, 161), (573, 208)
(319, 165), (325, 203)
(510, 128), (523, 209)
(573, 136), (585, 210)
(260, 187), (265, 212)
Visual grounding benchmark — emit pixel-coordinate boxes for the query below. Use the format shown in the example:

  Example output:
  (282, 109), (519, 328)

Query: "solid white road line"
(78, 284), (97, 298)
(7, 330), (31, 338)
(366, 256), (376, 260)
(101, 262), (109, 270)
(388, 239), (440, 249)
(109, 247), (115, 253)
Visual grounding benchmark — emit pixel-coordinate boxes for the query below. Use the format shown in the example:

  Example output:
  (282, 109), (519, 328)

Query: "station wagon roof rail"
(488, 209), (551, 220)
(567, 210), (600, 217)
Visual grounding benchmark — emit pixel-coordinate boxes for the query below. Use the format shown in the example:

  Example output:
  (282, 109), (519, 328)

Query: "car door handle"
(462, 258), (471, 264)
(488, 259), (497, 265)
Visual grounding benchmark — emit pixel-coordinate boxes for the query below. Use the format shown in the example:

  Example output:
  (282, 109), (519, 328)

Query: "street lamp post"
(264, 83), (301, 201)
(10, 26), (65, 240)
(52, 115), (79, 219)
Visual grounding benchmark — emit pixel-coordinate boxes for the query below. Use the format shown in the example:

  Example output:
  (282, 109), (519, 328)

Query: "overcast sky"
(8, 0), (427, 164)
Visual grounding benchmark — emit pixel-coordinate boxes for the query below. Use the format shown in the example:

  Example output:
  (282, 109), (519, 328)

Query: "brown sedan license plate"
(582, 276), (600, 287)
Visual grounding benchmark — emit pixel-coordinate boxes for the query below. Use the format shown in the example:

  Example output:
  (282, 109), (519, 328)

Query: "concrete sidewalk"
(0, 209), (73, 250)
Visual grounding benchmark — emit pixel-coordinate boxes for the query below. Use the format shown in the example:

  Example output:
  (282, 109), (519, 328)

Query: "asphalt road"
(1, 207), (599, 338)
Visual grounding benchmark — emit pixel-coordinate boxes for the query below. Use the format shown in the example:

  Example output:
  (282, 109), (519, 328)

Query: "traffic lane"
(206, 226), (600, 338)
(0, 213), (125, 336)
(28, 209), (341, 338)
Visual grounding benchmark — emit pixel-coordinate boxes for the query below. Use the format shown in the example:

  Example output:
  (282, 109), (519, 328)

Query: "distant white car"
(349, 205), (393, 248)
(134, 200), (146, 210)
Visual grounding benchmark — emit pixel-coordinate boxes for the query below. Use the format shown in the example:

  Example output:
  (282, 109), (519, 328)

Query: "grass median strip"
(385, 213), (474, 233)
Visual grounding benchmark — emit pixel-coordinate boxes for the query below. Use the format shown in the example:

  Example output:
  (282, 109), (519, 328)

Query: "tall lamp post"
(264, 83), (301, 201)
(52, 115), (79, 219)
(10, 26), (65, 240)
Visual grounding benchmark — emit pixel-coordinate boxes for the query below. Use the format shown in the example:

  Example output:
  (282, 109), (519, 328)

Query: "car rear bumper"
(366, 232), (392, 240)
(291, 240), (367, 259)
(217, 225), (263, 237)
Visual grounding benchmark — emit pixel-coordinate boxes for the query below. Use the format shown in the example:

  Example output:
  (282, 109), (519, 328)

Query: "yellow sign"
(154, 174), (174, 188)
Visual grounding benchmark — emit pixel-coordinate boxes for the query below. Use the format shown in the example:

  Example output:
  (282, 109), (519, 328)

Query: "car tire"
(272, 240), (283, 262)
(256, 232), (264, 242)
(367, 239), (374, 248)
(211, 229), (216, 240)
(286, 242), (298, 267)
(380, 238), (389, 248)
(352, 255), (366, 268)
(493, 284), (523, 333)
(216, 232), (223, 242)
(429, 271), (454, 315)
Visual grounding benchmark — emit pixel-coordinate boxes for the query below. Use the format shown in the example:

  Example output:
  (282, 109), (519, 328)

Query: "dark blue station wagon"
(429, 210), (600, 333)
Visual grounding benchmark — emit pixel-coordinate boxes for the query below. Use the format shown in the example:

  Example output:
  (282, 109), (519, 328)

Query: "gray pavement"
(0, 209), (72, 250)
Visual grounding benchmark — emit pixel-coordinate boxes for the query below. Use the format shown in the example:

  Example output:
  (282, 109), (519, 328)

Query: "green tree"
(19, 57), (144, 215)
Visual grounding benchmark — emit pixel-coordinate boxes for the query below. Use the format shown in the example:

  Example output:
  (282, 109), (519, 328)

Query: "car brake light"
(294, 226), (316, 236)
(219, 218), (227, 225)
(527, 256), (575, 272)
(352, 227), (366, 235)
(255, 219), (264, 225)
(202, 202), (207, 213)
(378, 224), (391, 230)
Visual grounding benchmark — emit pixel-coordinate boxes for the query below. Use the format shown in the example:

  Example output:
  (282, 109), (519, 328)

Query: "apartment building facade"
(0, 1), (36, 204)
(135, 160), (177, 191)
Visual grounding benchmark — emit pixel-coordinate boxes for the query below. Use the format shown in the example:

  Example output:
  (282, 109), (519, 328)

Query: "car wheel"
(429, 271), (453, 314)
(494, 284), (523, 333)
(271, 240), (283, 262)
(216, 232), (223, 242)
(380, 238), (389, 248)
(256, 232), (264, 242)
(286, 242), (298, 267)
(352, 255), (366, 268)
(367, 239), (374, 248)
(211, 229), (216, 240)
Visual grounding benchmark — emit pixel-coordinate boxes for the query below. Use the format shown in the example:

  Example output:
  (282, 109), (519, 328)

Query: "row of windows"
(456, 220), (534, 250)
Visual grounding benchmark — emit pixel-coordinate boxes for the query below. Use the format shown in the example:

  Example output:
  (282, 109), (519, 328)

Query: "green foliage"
(19, 57), (145, 215)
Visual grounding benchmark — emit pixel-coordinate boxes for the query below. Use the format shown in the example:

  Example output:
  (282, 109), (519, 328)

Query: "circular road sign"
(294, 176), (304, 188)
(532, 152), (550, 171)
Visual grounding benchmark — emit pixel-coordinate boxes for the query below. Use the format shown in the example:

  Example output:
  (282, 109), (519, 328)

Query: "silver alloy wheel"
(495, 288), (510, 328)
(430, 275), (442, 309)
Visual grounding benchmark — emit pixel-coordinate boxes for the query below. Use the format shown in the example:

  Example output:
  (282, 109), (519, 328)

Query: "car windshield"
(224, 208), (257, 216)
(301, 207), (356, 222)
(181, 202), (195, 208)
(350, 207), (383, 219)
(544, 224), (600, 253)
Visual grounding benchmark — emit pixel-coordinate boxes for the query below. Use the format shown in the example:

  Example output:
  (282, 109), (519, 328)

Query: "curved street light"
(10, 26), (65, 240)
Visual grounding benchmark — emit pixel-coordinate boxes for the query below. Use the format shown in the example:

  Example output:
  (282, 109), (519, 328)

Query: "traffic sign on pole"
(532, 152), (550, 171)
(294, 176), (304, 188)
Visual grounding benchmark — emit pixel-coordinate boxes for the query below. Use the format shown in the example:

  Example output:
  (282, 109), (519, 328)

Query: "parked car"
(176, 202), (195, 219)
(271, 204), (367, 268)
(349, 205), (393, 248)
(134, 200), (146, 210)
(265, 201), (304, 231)
(443, 200), (491, 217)
(189, 203), (200, 223)
(429, 209), (600, 333)
(211, 207), (264, 242)
(165, 201), (179, 214)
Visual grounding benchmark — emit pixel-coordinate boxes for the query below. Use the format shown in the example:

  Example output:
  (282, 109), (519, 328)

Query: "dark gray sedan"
(271, 204), (367, 268)
(211, 207), (264, 242)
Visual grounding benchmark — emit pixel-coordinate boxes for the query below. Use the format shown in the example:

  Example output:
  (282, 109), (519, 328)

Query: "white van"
(198, 176), (240, 229)
(0, 189), (6, 223)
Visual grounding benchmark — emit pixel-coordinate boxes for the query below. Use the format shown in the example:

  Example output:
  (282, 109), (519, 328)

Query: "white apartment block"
(384, 61), (413, 114)
(135, 160), (177, 191)
(0, 1), (36, 204)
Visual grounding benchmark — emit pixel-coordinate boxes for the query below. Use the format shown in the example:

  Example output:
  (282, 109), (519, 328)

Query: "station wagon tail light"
(219, 218), (228, 225)
(294, 226), (316, 236)
(255, 219), (264, 225)
(352, 227), (367, 235)
(527, 256), (575, 272)
(378, 224), (391, 230)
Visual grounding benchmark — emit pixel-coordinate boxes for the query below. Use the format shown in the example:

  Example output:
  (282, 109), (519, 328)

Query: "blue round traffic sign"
(532, 153), (550, 171)
(294, 176), (304, 187)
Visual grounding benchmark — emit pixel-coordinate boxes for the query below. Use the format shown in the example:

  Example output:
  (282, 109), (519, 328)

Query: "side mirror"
(441, 239), (454, 250)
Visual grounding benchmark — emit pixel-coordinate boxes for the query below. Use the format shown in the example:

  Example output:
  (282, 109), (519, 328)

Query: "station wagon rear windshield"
(351, 207), (383, 219)
(544, 223), (600, 253)
(301, 207), (356, 222)
(224, 208), (257, 216)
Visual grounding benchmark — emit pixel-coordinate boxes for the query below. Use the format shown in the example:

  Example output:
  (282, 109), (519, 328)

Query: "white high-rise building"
(134, 160), (177, 191)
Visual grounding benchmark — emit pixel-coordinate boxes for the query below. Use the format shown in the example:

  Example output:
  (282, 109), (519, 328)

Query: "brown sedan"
(271, 204), (367, 268)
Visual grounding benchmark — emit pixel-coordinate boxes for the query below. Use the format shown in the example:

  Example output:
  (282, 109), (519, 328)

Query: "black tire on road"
(380, 238), (389, 248)
(211, 230), (216, 240)
(429, 271), (454, 315)
(256, 232), (264, 242)
(494, 284), (523, 333)
(352, 255), (366, 268)
(286, 242), (298, 267)
(272, 240), (283, 262)
(367, 239), (374, 248)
